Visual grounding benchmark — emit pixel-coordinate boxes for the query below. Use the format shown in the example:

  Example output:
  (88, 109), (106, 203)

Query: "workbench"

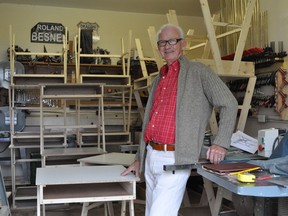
(36, 165), (139, 216)
(197, 166), (288, 216)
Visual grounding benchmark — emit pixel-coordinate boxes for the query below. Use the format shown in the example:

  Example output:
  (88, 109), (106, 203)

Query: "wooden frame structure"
(9, 25), (68, 84)
(185, 1), (257, 214)
(8, 25), (69, 208)
(134, 0), (257, 133)
(74, 26), (132, 85)
(74, 27), (134, 148)
(39, 83), (106, 167)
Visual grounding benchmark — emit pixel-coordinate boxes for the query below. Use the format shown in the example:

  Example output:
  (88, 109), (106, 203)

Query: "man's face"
(157, 27), (186, 65)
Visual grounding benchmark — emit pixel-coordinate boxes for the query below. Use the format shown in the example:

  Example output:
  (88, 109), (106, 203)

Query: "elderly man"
(122, 24), (238, 216)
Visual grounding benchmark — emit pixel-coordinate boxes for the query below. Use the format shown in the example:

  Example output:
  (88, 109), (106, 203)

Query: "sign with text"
(31, 22), (65, 44)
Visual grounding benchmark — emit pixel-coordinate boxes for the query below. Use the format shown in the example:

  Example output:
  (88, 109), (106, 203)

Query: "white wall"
(260, 0), (288, 52)
(0, 4), (206, 62)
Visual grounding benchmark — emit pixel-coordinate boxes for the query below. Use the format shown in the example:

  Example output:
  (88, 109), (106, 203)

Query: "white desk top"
(78, 152), (135, 166)
(36, 165), (139, 185)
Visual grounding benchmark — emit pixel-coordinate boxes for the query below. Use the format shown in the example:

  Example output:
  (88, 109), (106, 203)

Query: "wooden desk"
(36, 165), (139, 216)
(197, 166), (288, 216)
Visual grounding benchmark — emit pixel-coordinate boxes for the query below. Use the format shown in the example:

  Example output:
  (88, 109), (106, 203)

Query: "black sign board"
(31, 22), (65, 44)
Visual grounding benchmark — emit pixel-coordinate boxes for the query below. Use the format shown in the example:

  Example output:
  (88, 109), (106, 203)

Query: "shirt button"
(152, 125), (155, 127)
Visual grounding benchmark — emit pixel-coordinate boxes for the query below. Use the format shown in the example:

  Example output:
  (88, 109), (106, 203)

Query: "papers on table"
(231, 130), (258, 154)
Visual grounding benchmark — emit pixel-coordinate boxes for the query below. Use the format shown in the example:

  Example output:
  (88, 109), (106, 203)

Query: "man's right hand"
(121, 160), (140, 177)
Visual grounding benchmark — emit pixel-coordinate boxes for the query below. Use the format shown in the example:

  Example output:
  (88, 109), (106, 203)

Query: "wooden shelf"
(80, 74), (130, 85)
(13, 74), (65, 85)
(43, 183), (132, 202)
(42, 147), (105, 157)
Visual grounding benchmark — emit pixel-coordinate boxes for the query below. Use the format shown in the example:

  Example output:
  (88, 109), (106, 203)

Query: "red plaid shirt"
(144, 60), (180, 144)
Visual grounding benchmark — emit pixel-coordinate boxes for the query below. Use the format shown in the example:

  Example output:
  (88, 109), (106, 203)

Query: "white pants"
(144, 145), (191, 216)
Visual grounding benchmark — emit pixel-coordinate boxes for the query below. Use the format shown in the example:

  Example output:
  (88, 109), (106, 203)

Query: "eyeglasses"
(157, 38), (183, 47)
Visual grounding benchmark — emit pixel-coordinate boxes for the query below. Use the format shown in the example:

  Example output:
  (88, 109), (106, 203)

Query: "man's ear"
(181, 39), (187, 50)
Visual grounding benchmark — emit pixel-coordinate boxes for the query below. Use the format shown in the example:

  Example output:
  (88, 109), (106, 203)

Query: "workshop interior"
(0, 0), (288, 215)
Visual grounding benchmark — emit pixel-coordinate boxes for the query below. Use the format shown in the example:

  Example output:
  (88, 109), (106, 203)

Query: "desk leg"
(254, 197), (274, 216)
(129, 200), (135, 216)
(203, 178), (215, 211)
(203, 178), (234, 216)
(37, 186), (46, 216)
(37, 186), (40, 216)
(106, 202), (115, 216)
(121, 201), (127, 216)
(81, 202), (89, 216)
(211, 187), (225, 216)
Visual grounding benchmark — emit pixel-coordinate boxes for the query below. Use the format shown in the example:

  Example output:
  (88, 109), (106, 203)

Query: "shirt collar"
(160, 60), (180, 76)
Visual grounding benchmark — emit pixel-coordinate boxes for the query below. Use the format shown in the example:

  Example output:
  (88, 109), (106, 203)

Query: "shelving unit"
(74, 26), (132, 85)
(9, 84), (43, 207)
(74, 26), (135, 149)
(78, 84), (133, 147)
(39, 83), (106, 167)
(8, 25), (73, 208)
(9, 26), (68, 84)
(8, 25), (69, 208)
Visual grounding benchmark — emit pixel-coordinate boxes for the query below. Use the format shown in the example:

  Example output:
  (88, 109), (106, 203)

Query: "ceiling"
(0, 0), (220, 17)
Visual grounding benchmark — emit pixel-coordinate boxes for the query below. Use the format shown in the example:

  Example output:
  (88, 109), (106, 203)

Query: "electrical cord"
(0, 143), (10, 154)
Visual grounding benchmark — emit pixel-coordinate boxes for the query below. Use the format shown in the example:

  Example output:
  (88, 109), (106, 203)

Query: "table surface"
(78, 152), (135, 166)
(197, 166), (288, 197)
(36, 165), (139, 185)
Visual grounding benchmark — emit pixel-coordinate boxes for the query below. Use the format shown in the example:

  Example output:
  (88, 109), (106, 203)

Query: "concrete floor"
(11, 198), (213, 216)
(9, 177), (238, 216)
(10, 187), (214, 216)
(11, 202), (145, 216)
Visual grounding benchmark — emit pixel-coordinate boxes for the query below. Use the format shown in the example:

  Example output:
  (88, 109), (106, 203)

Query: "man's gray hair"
(156, 24), (184, 41)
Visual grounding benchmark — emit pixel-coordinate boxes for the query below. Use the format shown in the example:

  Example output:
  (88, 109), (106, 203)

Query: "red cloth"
(144, 60), (180, 144)
(221, 47), (264, 60)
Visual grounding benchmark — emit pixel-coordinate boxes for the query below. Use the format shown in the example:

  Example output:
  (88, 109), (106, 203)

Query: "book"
(202, 162), (260, 174)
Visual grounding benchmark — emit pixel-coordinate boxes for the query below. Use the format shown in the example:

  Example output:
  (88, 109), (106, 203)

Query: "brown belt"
(148, 141), (175, 151)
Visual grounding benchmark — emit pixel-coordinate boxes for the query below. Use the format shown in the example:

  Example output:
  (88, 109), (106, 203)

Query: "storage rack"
(74, 26), (135, 149)
(39, 83), (106, 167)
(8, 25), (74, 208)
(9, 24), (69, 207)
(9, 26), (68, 85)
